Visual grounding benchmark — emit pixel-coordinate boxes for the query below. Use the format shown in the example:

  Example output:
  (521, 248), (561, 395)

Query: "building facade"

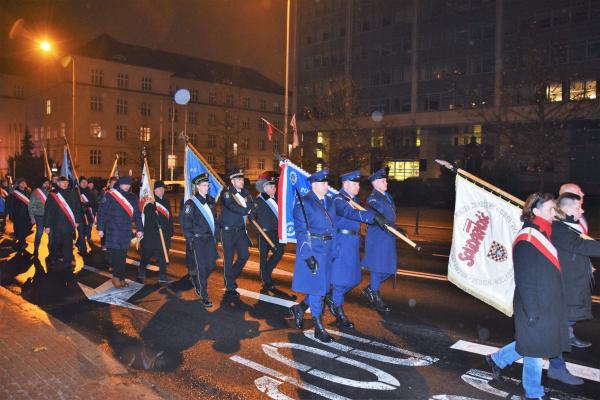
(0, 59), (26, 178)
(294, 0), (600, 191)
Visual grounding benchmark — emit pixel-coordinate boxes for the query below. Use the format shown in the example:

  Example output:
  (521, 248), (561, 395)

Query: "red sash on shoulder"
(34, 189), (47, 205)
(108, 189), (134, 219)
(13, 190), (30, 205)
(155, 202), (170, 219)
(50, 192), (76, 230)
(513, 227), (560, 271)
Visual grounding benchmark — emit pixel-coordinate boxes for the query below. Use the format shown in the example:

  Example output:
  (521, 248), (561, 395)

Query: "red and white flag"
(139, 159), (154, 226)
(267, 122), (273, 141)
(290, 114), (299, 148)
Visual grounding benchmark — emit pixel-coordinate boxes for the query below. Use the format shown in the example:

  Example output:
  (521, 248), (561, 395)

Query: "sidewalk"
(0, 286), (162, 400)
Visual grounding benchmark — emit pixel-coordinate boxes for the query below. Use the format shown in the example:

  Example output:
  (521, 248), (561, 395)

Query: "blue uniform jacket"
(362, 189), (397, 274)
(291, 191), (336, 296)
(96, 189), (143, 250)
(331, 190), (374, 287)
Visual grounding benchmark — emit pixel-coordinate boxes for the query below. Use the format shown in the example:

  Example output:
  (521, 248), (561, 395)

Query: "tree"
(7, 127), (45, 186)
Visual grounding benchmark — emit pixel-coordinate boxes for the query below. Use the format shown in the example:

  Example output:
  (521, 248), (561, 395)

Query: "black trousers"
(139, 245), (167, 279)
(258, 230), (284, 286)
(109, 248), (127, 280)
(188, 239), (216, 298)
(221, 229), (249, 291)
(51, 232), (74, 271)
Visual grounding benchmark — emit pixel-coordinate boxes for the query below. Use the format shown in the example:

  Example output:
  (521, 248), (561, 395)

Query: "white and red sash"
(50, 192), (77, 230)
(155, 202), (170, 220)
(108, 189), (134, 219)
(513, 227), (560, 271)
(13, 190), (30, 205)
(34, 189), (47, 205)
(80, 193), (89, 204)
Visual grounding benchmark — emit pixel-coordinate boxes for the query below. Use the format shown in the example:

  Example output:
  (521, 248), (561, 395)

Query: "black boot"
(289, 302), (309, 329)
(312, 316), (333, 342)
(324, 294), (338, 317)
(334, 305), (354, 328)
(373, 290), (391, 312)
(362, 286), (377, 308)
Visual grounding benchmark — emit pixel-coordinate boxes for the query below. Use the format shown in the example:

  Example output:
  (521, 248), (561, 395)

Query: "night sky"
(0, 0), (288, 83)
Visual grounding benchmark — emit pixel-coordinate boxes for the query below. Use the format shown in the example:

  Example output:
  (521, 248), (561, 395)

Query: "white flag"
(448, 175), (522, 317)
(139, 159), (154, 226)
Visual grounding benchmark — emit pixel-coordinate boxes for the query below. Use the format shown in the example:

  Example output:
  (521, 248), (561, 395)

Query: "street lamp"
(38, 40), (52, 53)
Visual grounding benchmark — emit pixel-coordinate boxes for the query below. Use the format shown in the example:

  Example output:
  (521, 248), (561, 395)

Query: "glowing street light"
(38, 39), (52, 53)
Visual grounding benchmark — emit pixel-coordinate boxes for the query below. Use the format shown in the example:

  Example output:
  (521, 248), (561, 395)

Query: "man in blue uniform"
(96, 176), (143, 288)
(325, 170), (387, 327)
(255, 173), (285, 291)
(218, 168), (256, 297)
(181, 173), (218, 307)
(361, 168), (398, 312)
(288, 169), (337, 342)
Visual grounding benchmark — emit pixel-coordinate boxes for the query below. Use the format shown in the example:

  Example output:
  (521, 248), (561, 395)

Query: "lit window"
(371, 129), (384, 148)
(546, 82), (563, 102)
(139, 126), (151, 142)
(387, 161), (420, 181)
(45, 99), (52, 115)
(416, 128), (421, 147)
(317, 132), (324, 144)
(90, 123), (104, 139)
(570, 80), (597, 100)
(316, 163), (323, 171)
(316, 148), (323, 158)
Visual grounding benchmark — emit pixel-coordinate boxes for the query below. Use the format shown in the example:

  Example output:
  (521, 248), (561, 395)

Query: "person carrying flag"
(138, 180), (173, 285)
(28, 177), (51, 256)
(96, 176), (143, 288)
(43, 176), (82, 271)
(181, 173), (218, 307)
(7, 177), (32, 251)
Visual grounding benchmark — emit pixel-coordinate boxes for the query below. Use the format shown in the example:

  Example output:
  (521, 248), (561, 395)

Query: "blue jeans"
(370, 272), (391, 291)
(332, 284), (352, 306)
(33, 215), (44, 252)
(305, 294), (324, 317)
(492, 341), (544, 398)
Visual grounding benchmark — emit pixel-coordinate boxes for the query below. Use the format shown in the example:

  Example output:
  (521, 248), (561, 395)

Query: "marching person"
(96, 176), (143, 288)
(7, 177), (32, 250)
(559, 183), (588, 235)
(28, 178), (51, 256)
(77, 176), (97, 254)
(0, 181), (7, 233)
(99, 176), (118, 251)
(361, 168), (399, 312)
(487, 193), (570, 400)
(325, 170), (385, 328)
(43, 176), (82, 272)
(255, 173), (284, 291)
(181, 173), (218, 307)
(288, 169), (337, 342)
(218, 167), (255, 298)
(545, 192), (600, 385)
(138, 180), (173, 285)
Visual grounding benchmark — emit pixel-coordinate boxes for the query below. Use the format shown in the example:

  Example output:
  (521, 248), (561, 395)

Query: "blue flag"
(60, 146), (78, 188)
(183, 145), (223, 202)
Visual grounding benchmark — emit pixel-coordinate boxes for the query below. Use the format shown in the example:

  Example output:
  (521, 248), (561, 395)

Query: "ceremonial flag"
(448, 175), (522, 317)
(42, 146), (52, 178)
(277, 159), (336, 243)
(290, 114), (299, 148)
(267, 122), (273, 141)
(109, 154), (119, 178)
(60, 144), (78, 188)
(139, 158), (154, 226)
(183, 144), (223, 202)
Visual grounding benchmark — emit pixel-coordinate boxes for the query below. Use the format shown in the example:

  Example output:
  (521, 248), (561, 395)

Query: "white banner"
(448, 175), (522, 317)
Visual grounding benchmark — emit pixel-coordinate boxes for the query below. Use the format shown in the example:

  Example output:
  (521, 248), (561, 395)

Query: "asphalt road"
(1, 230), (599, 400)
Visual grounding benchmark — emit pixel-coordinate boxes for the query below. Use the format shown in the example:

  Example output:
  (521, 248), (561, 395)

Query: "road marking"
(254, 376), (293, 400)
(234, 288), (311, 314)
(450, 340), (600, 383)
(230, 355), (350, 400)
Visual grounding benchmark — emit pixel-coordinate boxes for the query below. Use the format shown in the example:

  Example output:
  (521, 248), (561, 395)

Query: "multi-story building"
(0, 58), (26, 177)
(25, 34), (285, 181)
(295, 0), (600, 192)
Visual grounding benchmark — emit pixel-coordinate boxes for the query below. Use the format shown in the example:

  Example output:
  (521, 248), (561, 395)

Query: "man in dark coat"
(487, 193), (570, 400)
(7, 177), (32, 250)
(43, 176), (82, 271)
(28, 178), (51, 256)
(218, 168), (255, 297)
(545, 193), (600, 385)
(288, 169), (337, 342)
(96, 176), (143, 288)
(138, 180), (173, 285)
(255, 173), (284, 291)
(76, 176), (97, 255)
(181, 173), (218, 307)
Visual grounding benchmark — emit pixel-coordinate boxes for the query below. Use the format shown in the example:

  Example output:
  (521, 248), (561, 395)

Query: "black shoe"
(362, 286), (377, 307)
(486, 355), (504, 381)
(324, 294), (337, 317)
(334, 305), (354, 328)
(289, 302), (308, 329)
(312, 317), (333, 343)
(373, 291), (391, 312)
(570, 336), (592, 348)
(225, 289), (240, 298)
(200, 297), (213, 308)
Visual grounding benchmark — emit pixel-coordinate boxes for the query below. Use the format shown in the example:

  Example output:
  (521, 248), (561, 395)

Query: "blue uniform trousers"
(305, 294), (324, 317)
(332, 284), (352, 306)
(370, 272), (391, 291)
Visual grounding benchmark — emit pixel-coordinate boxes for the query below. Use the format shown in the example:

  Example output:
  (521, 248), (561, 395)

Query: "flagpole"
(283, 0), (291, 155)
(42, 145), (52, 178)
(142, 149), (170, 263)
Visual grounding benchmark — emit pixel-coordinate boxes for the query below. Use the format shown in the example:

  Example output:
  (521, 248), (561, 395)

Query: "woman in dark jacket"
(487, 193), (570, 400)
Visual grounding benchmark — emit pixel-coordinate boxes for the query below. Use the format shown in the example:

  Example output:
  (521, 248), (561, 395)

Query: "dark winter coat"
(513, 220), (570, 358)
(44, 188), (82, 234)
(255, 193), (278, 232)
(552, 217), (600, 321)
(96, 188), (143, 250)
(181, 193), (218, 266)
(79, 187), (97, 225)
(218, 185), (254, 228)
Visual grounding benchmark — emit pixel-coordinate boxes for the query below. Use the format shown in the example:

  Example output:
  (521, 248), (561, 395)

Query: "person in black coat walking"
(138, 180), (173, 285)
(255, 173), (284, 291)
(96, 176), (143, 288)
(487, 193), (570, 400)
(181, 173), (218, 307)
(43, 176), (82, 271)
(7, 178), (32, 250)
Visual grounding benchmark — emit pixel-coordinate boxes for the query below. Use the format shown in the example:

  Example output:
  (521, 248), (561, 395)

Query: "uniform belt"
(309, 233), (333, 241)
(222, 226), (246, 232)
(337, 229), (359, 236)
